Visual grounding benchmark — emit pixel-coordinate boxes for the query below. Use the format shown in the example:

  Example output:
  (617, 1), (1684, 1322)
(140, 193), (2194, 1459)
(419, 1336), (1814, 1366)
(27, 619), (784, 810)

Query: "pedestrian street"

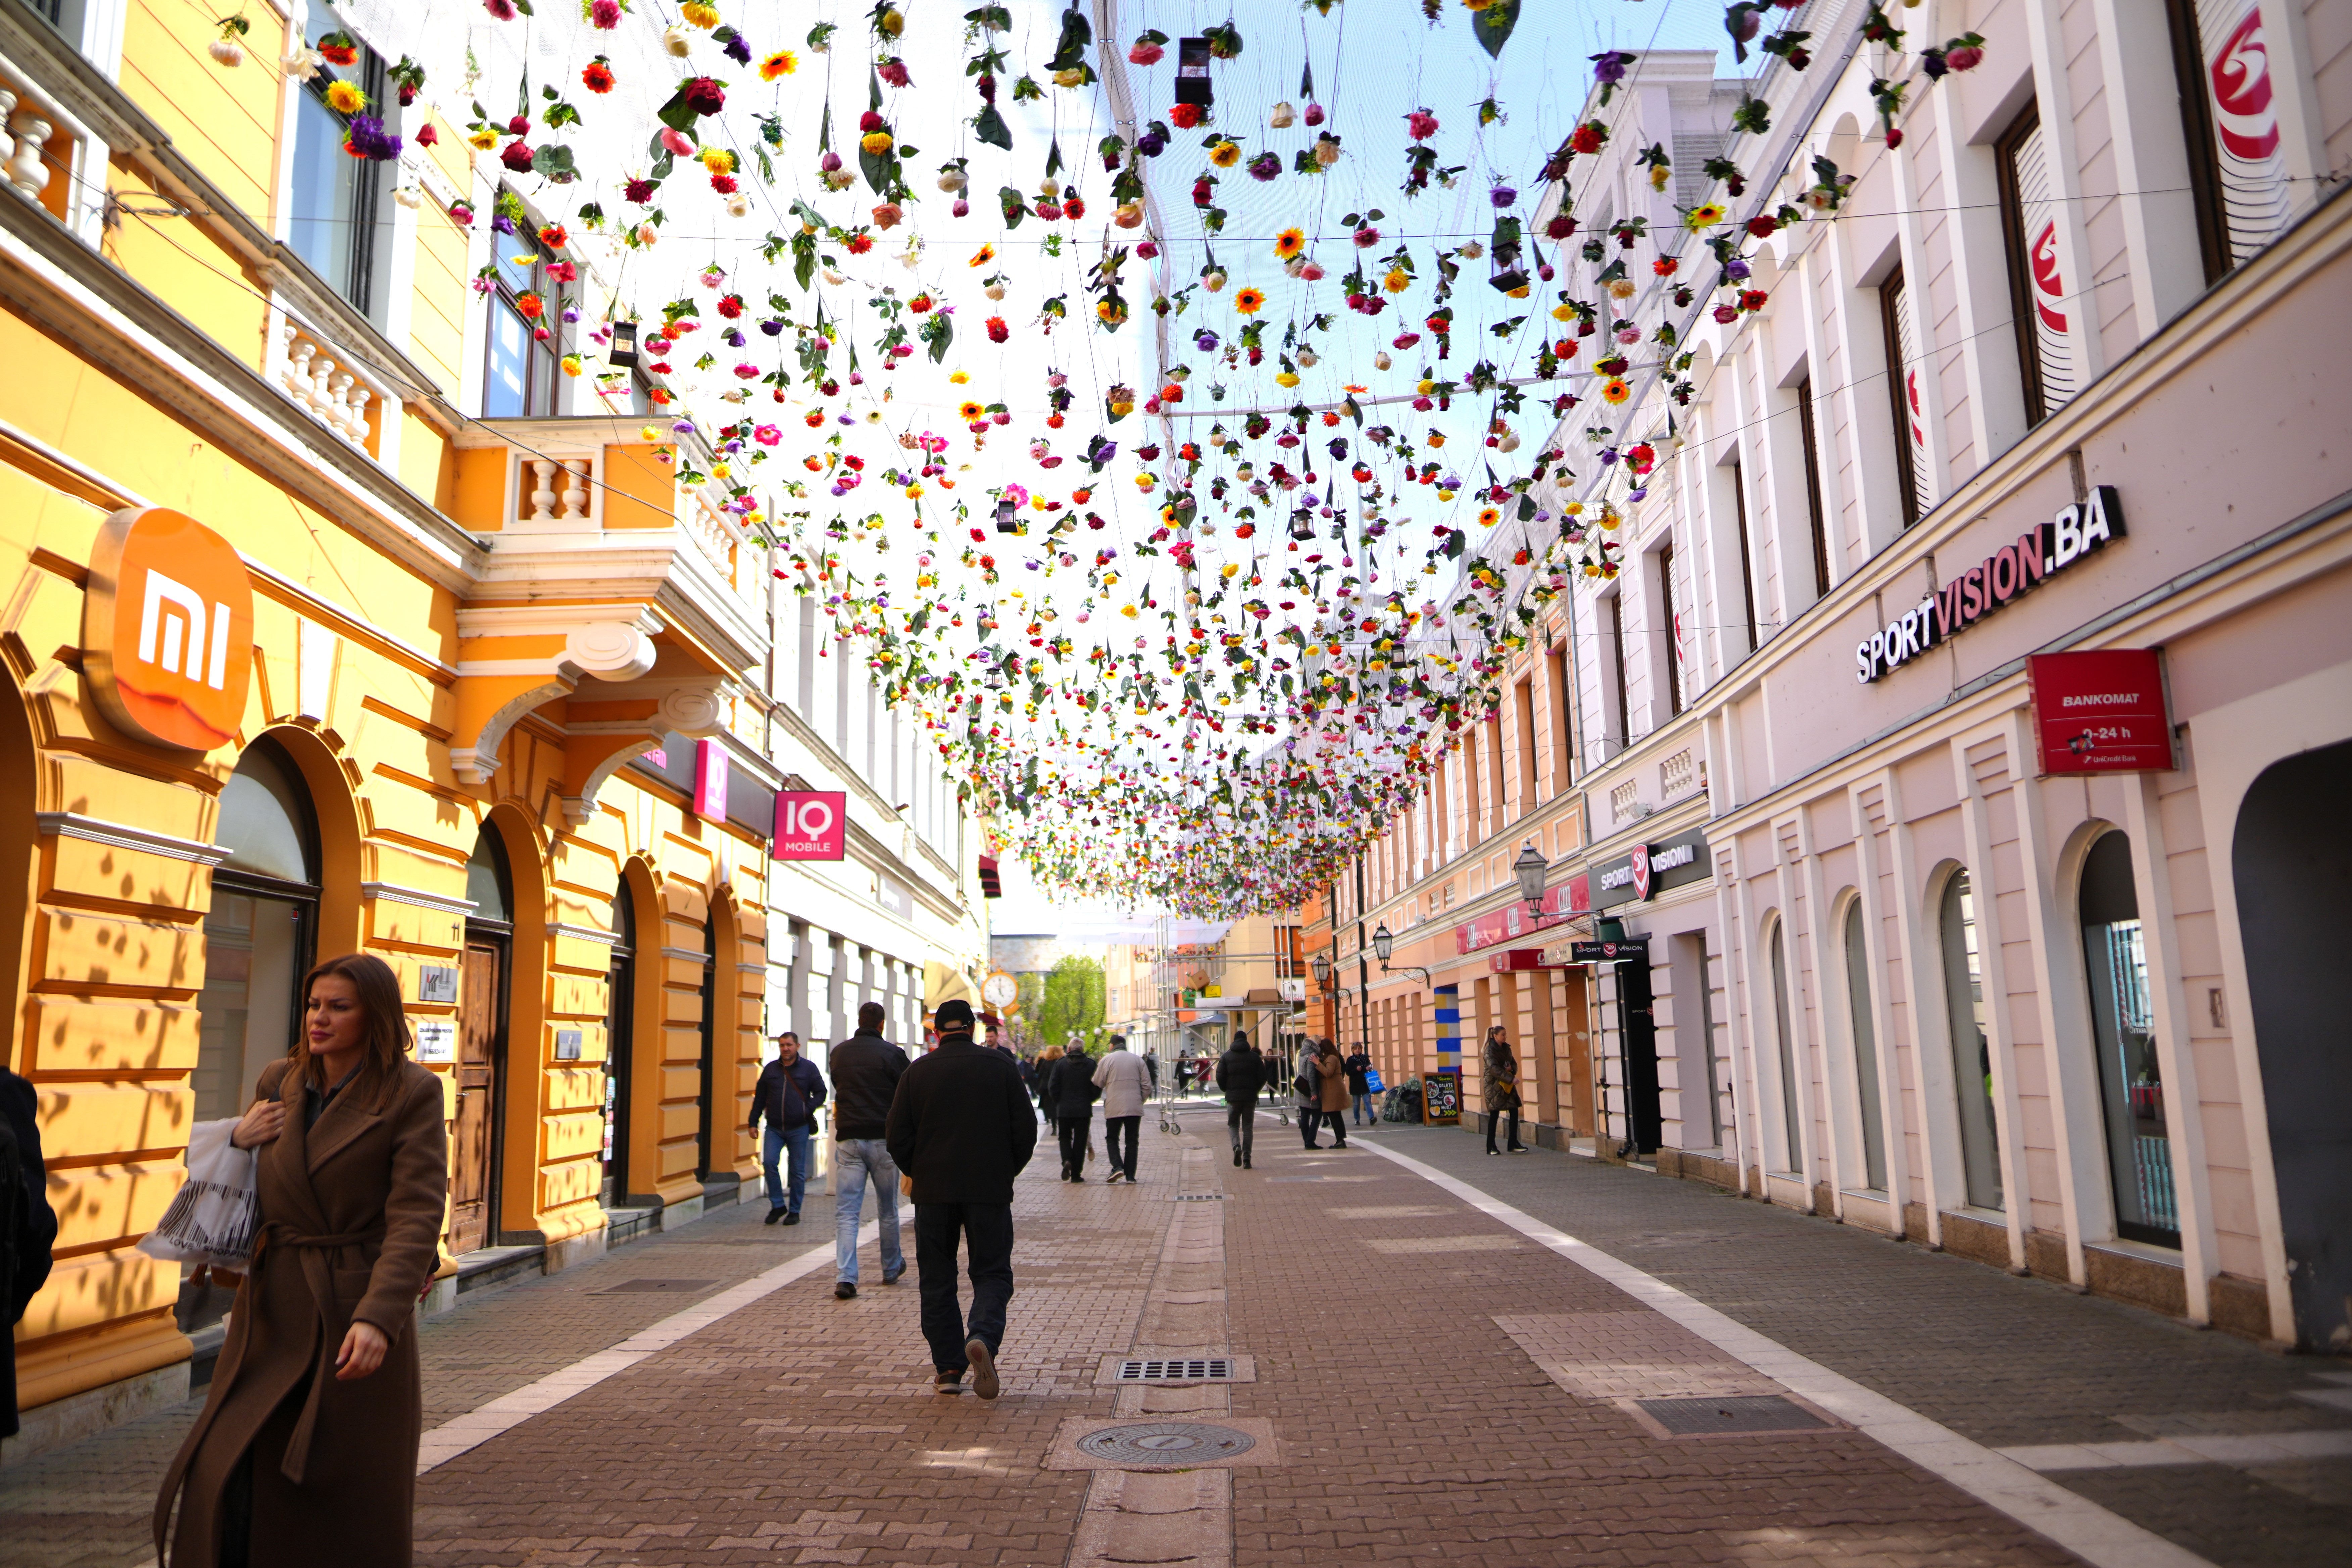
(9, 1109), (2348, 1568)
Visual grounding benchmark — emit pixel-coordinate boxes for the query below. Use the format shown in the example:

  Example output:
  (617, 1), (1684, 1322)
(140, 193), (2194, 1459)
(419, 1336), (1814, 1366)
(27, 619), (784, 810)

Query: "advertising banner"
(2028, 649), (2175, 775)
(773, 790), (848, 860)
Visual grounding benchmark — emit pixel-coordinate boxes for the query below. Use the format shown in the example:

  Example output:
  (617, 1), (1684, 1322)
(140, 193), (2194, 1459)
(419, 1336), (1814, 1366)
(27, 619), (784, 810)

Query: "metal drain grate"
(1114, 1358), (1235, 1383)
(1173, 1193), (1228, 1201)
(1634, 1394), (1830, 1435)
(594, 1278), (718, 1294)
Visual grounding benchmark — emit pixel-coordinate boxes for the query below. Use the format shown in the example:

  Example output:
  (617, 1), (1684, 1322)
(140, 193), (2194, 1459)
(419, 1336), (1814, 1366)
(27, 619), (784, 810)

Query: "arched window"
(1766, 919), (1803, 1173)
(2080, 833), (2178, 1246)
(1842, 902), (1889, 1192)
(602, 882), (637, 1207)
(195, 739), (320, 1122)
(1939, 870), (2004, 1210)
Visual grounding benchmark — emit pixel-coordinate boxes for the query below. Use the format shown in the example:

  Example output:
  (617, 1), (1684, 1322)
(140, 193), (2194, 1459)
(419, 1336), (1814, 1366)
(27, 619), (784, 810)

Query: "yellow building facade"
(0, 1), (862, 1446)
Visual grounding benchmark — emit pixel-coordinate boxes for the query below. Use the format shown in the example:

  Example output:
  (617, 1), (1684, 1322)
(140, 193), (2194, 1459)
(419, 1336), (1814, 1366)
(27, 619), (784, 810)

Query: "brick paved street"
(3, 1109), (2348, 1566)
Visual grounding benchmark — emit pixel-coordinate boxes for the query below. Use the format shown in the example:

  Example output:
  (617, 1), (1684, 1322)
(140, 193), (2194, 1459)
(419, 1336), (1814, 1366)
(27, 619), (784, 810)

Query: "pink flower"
(483, 0), (515, 18)
(734, 362), (760, 380)
(1406, 109), (1438, 141)
(591, 0), (621, 26)
(661, 128), (695, 155)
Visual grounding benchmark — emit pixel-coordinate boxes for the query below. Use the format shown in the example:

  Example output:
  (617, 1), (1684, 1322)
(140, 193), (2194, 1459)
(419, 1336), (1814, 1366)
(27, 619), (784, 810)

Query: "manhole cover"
(1076, 1422), (1258, 1465)
(595, 1278), (717, 1294)
(1635, 1395), (1830, 1435)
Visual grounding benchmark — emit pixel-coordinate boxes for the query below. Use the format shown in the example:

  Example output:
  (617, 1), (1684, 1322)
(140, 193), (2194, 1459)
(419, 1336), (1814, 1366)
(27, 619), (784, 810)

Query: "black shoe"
(934, 1372), (963, 1394)
(1242, 1156), (1252, 1169)
(1233, 1147), (1242, 1166)
(1508, 1145), (1531, 1154)
(1069, 1173), (1086, 1183)
(966, 1337), (999, 1401)
(782, 1211), (801, 1226)
(765, 1207), (787, 1224)
(1487, 1148), (1501, 1157)
(835, 1281), (856, 1300)
(882, 1267), (905, 1285)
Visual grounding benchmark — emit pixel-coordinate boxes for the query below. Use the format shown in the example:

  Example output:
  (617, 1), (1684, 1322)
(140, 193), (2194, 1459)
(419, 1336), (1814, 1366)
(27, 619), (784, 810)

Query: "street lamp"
(1309, 951), (1333, 990)
(1370, 921), (1430, 983)
(1513, 841), (1549, 917)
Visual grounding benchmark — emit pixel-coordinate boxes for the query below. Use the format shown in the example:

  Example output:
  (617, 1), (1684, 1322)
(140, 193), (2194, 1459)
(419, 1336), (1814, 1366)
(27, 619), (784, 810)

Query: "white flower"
(209, 38), (245, 66)
(281, 47), (322, 80)
(1270, 101), (1296, 128)
(663, 26), (692, 58)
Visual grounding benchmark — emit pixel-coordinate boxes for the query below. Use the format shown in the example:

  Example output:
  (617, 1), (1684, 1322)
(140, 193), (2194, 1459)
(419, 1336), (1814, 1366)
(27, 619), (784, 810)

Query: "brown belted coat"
(154, 1057), (447, 1567)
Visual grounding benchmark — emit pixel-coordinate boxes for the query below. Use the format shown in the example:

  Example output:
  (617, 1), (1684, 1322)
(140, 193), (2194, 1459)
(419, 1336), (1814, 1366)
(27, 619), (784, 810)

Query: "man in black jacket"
(750, 1033), (827, 1225)
(1215, 1035), (1265, 1169)
(1045, 1045), (1100, 1181)
(885, 998), (1036, 1398)
(828, 1002), (908, 1300)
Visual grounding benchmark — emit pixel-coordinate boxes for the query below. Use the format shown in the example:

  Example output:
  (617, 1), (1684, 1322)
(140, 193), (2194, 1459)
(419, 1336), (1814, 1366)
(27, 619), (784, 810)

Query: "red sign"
(2029, 650), (2175, 775)
(1629, 843), (1653, 902)
(83, 507), (255, 752)
(692, 739), (730, 822)
(1454, 874), (1590, 954)
(773, 789), (848, 860)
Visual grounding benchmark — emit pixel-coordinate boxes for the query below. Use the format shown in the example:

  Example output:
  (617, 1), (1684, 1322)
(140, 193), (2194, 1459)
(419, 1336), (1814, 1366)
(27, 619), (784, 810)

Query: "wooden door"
(449, 940), (504, 1254)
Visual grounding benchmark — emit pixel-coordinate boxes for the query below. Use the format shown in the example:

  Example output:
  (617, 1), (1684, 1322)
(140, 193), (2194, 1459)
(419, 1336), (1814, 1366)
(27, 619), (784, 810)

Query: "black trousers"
(1486, 1104), (1522, 1152)
(1105, 1115), (1139, 1179)
(1226, 1098), (1256, 1159)
(1056, 1115), (1091, 1175)
(1299, 1104), (1322, 1147)
(913, 1201), (1015, 1375)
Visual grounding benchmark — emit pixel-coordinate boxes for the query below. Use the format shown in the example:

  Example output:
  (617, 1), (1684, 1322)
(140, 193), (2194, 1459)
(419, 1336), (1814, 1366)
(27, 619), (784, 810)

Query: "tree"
(1036, 954), (1107, 1050)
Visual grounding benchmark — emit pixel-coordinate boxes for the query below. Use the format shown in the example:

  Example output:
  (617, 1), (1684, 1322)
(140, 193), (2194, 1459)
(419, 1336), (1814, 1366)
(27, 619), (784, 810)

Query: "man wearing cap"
(884, 997), (1036, 1398)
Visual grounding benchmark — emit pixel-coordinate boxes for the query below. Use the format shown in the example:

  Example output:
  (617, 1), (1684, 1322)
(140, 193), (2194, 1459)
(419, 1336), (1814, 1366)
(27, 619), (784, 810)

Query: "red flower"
(1652, 256), (1678, 276)
(910, 293), (934, 313)
(1406, 108), (1438, 141)
(859, 110), (887, 133)
(710, 173), (737, 194)
(1570, 122), (1606, 155)
(1747, 215), (1779, 238)
(624, 177), (656, 203)
(1062, 195), (1086, 220)
(986, 316), (1010, 343)
(845, 232), (874, 254)
(582, 61), (615, 94)
(415, 125), (439, 147)
(499, 141), (535, 172)
(516, 292), (545, 320)
(681, 77), (726, 117)
(716, 294), (743, 318)
(1169, 102), (1204, 130)
(1739, 289), (1769, 311)
(1545, 212), (1577, 241)
(537, 223), (568, 249)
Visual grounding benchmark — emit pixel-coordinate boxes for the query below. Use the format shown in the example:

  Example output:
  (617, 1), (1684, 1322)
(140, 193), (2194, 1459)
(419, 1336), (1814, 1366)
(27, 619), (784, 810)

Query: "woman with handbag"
(154, 952), (447, 1567)
(1315, 1041), (1352, 1149)
(1483, 1026), (1530, 1155)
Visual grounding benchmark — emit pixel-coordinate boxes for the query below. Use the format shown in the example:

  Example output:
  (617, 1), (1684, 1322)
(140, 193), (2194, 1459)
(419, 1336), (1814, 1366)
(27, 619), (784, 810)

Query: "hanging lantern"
(1175, 37), (1214, 106)
(994, 493), (1020, 533)
(608, 320), (640, 368)
(1489, 245), (1531, 295)
(1289, 507), (1316, 541)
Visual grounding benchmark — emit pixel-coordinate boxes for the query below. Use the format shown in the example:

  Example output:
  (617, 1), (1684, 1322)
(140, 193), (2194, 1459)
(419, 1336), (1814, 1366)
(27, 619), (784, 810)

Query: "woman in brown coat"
(1315, 1040), (1352, 1149)
(155, 952), (447, 1567)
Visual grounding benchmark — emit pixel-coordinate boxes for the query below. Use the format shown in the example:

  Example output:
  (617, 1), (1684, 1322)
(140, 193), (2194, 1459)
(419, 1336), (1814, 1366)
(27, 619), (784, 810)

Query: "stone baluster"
(285, 337), (318, 411)
(559, 461), (590, 522)
(8, 112), (53, 201)
(344, 385), (372, 446)
(0, 93), (18, 184)
(528, 459), (558, 524)
(306, 352), (338, 423)
(325, 370), (354, 437)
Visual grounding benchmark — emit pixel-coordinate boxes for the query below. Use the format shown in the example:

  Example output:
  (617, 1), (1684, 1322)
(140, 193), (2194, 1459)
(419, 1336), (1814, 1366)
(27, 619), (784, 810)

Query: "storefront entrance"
(450, 828), (513, 1256)
(2234, 738), (2352, 1351)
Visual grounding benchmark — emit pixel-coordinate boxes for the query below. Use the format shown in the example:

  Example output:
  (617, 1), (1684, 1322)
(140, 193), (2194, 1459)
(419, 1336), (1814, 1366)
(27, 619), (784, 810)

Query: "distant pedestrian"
(1294, 1038), (1324, 1149)
(1316, 1040), (1351, 1148)
(1035, 1042), (1064, 1127)
(828, 1002), (908, 1300)
(751, 1032), (827, 1225)
(1046, 1043), (1100, 1180)
(1215, 1033), (1264, 1169)
(1484, 1026), (1529, 1155)
(1093, 1035), (1152, 1184)
(1344, 1046), (1375, 1128)
(884, 998), (1035, 1399)
(1018, 1052), (1040, 1102)
(4, 1063), (57, 1441)
(154, 952), (445, 1568)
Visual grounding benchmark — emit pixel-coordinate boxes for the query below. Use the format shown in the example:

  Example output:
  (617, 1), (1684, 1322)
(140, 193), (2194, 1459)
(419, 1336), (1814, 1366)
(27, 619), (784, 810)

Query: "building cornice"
(361, 881), (478, 916)
(37, 812), (226, 866)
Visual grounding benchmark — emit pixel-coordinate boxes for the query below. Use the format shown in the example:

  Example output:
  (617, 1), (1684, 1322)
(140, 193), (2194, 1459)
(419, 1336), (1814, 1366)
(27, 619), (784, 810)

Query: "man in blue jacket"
(750, 1031), (827, 1225)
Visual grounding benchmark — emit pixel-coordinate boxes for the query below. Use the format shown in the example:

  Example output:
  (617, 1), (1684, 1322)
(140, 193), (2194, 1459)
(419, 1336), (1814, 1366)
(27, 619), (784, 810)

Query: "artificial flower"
(590, 0), (621, 26)
(1232, 287), (1265, 314)
(762, 50), (798, 81)
(1601, 379), (1631, 404)
(1169, 102), (1204, 130)
(949, 370), (971, 384)
(483, 0), (515, 18)
(1209, 140), (1241, 168)
(958, 400), (984, 420)
(324, 79), (367, 115)
(468, 126), (499, 150)
(582, 59), (615, 93)
(1477, 507), (1500, 527)
(1273, 227), (1305, 260)
(861, 130), (895, 155)
(680, 2), (720, 29)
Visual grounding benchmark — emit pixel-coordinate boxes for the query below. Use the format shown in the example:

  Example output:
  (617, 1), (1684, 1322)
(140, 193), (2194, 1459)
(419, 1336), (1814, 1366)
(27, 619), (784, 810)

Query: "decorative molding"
(551, 921), (619, 946)
(36, 812), (227, 866)
(361, 881), (479, 916)
(660, 945), (712, 965)
(455, 604), (665, 640)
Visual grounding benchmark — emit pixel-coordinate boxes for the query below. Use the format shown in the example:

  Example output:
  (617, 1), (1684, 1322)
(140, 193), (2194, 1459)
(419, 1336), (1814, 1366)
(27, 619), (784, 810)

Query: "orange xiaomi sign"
(84, 507), (254, 751)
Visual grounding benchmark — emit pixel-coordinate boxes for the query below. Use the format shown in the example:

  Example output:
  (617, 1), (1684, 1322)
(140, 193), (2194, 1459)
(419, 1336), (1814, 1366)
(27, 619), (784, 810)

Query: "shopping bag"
(137, 1119), (259, 1270)
(1365, 1069), (1386, 1094)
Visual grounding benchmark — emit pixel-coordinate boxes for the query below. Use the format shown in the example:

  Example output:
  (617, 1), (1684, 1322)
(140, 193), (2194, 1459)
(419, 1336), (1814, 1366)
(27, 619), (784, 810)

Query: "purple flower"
(1590, 50), (1635, 86)
(345, 114), (402, 161)
(1599, 447), (1620, 466)
(1192, 329), (1220, 351)
(1489, 183), (1517, 209)
(491, 213), (516, 236)
(1136, 131), (1167, 157)
(1725, 258), (1752, 281)
(760, 318), (785, 336)
(722, 34), (751, 66)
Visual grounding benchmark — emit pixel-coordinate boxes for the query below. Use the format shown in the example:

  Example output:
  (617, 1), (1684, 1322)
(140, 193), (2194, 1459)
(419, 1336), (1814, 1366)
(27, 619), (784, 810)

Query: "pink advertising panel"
(774, 790), (849, 860)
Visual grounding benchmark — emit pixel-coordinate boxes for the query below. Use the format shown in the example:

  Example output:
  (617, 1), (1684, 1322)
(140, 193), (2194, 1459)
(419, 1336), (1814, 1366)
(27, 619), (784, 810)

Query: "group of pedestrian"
(1290, 1036), (1356, 1149)
(1034, 1033), (1153, 1183)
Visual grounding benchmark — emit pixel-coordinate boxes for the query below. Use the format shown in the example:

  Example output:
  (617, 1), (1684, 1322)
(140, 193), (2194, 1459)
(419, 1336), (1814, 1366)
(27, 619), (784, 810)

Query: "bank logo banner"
(83, 508), (254, 752)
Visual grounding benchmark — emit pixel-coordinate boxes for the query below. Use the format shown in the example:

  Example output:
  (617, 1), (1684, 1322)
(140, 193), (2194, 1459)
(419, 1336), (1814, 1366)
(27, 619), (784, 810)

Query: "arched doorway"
(601, 880), (635, 1209)
(2078, 831), (2178, 1248)
(451, 825), (513, 1256)
(2234, 739), (2352, 1350)
(1938, 869), (2003, 1212)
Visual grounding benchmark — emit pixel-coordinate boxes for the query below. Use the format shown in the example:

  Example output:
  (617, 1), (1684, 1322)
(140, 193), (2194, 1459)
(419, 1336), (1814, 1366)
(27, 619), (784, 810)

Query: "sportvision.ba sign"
(1856, 487), (2124, 683)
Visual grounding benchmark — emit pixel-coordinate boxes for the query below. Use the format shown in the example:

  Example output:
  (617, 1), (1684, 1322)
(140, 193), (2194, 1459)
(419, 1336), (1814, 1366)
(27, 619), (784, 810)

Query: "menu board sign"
(1421, 1068), (1462, 1126)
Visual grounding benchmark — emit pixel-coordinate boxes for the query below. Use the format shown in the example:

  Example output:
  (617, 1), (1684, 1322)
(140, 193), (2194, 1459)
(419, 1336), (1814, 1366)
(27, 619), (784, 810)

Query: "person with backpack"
(750, 1032), (828, 1225)
(1344, 1045), (1375, 1129)
(1046, 1043), (1100, 1181)
(1215, 1033), (1264, 1169)
(827, 1002), (908, 1300)
(3, 1062), (57, 1441)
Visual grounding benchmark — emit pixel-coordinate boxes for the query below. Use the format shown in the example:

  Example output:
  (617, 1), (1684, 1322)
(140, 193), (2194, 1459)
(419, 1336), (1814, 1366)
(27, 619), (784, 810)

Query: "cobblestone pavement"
(3, 1108), (2347, 1566)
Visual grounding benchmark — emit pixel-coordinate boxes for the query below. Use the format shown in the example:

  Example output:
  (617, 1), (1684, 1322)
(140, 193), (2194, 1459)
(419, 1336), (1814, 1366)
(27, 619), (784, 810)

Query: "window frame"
(287, 16), (387, 316)
(2164, 0), (2236, 286)
(1795, 378), (1831, 599)
(1994, 103), (2053, 428)
(483, 212), (564, 418)
(1880, 266), (1922, 529)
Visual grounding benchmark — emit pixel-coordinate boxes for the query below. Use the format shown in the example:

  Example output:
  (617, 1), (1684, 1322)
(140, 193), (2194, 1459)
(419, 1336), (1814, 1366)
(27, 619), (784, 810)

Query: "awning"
(924, 960), (976, 1010)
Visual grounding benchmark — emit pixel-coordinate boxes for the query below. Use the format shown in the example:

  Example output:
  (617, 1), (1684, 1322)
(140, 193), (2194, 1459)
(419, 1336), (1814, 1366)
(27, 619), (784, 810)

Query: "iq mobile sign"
(773, 790), (848, 861)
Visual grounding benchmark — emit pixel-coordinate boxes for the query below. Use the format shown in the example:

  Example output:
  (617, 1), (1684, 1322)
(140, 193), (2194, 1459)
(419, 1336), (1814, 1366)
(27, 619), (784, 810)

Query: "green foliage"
(1036, 955), (1107, 1049)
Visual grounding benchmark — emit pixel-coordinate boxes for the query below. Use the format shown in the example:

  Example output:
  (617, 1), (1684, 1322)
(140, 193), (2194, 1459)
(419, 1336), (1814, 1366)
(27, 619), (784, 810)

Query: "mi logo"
(83, 508), (254, 752)
(139, 570), (232, 690)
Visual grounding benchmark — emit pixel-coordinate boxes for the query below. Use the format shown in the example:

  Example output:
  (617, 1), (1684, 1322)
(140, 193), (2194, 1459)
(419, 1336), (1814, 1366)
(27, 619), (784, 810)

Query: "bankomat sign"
(83, 508), (255, 751)
(1856, 487), (2124, 683)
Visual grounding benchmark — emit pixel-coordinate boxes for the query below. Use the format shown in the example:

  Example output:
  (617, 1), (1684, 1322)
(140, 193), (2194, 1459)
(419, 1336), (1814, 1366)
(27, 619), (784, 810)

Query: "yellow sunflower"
(860, 130), (895, 155)
(1383, 267), (1411, 293)
(958, 400), (984, 420)
(1273, 227), (1305, 259)
(1209, 140), (1241, 168)
(1232, 286), (1265, 314)
(1477, 507), (1500, 527)
(949, 370), (971, 384)
(760, 50), (798, 81)
(969, 244), (995, 266)
(1684, 202), (1725, 232)
(1602, 379), (1631, 404)
(324, 79), (368, 115)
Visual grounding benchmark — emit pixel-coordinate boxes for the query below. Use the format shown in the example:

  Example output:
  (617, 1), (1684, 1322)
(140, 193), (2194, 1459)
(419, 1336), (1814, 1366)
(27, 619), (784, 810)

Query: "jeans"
(1105, 1115), (1140, 1179)
(1057, 1115), (1091, 1176)
(762, 1122), (812, 1213)
(833, 1137), (903, 1286)
(1486, 1104), (1522, 1153)
(1226, 1098), (1256, 1160)
(914, 1202), (1014, 1375)
(1352, 1090), (1375, 1126)
(1299, 1104), (1322, 1148)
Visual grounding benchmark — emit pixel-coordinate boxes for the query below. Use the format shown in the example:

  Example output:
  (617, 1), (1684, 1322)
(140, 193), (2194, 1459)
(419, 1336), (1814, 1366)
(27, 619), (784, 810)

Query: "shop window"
(1795, 379), (1831, 598)
(1938, 869), (2004, 1210)
(1766, 919), (1803, 1174)
(1995, 103), (2076, 427)
(1842, 901), (1889, 1193)
(484, 218), (561, 418)
(2166, 0), (2294, 283)
(286, 5), (387, 315)
(195, 739), (320, 1123)
(1879, 267), (1930, 527)
(2079, 833), (2180, 1246)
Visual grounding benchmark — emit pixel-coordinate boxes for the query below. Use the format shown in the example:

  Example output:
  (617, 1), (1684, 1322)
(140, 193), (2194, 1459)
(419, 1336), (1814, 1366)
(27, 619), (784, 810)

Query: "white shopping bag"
(137, 1118), (259, 1270)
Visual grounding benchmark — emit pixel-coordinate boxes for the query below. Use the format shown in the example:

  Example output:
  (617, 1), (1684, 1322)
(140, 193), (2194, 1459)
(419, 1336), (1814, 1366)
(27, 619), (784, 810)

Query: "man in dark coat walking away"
(1215, 1033), (1265, 1169)
(1045, 1044), (1100, 1182)
(750, 1033), (827, 1225)
(3, 1064), (58, 1439)
(885, 998), (1036, 1399)
(828, 1002), (908, 1299)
